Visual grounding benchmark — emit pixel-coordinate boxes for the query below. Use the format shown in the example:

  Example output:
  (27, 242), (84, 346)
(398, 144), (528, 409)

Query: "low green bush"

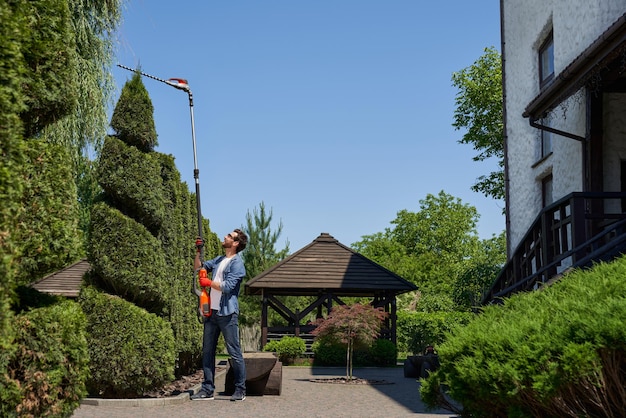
(311, 337), (345, 366)
(369, 338), (398, 366)
(421, 257), (626, 417)
(2, 300), (89, 418)
(79, 286), (175, 398)
(263, 336), (306, 364)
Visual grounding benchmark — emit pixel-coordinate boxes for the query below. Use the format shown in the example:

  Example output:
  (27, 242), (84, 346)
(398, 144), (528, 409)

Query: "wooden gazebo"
(245, 233), (417, 349)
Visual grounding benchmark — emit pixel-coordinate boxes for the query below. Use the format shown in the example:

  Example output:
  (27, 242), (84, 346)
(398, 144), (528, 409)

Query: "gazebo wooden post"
(261, 291), (269, 349)
(295, 309), (300, 337)
(326, 292), (333, 315)
(390, 295), (397, 344)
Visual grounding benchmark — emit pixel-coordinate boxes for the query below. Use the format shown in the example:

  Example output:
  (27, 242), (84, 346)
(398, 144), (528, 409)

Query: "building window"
(542, 174), (553, 207)
(539, 32), (554, 86)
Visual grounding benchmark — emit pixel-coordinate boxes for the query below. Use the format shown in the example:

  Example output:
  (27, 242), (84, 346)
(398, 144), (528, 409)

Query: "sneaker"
(190, 389), (214, 400)
(230, 389), (246, 401)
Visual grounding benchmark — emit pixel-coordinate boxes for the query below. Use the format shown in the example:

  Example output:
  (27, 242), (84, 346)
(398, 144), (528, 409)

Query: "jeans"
(201, 312), (246, 393)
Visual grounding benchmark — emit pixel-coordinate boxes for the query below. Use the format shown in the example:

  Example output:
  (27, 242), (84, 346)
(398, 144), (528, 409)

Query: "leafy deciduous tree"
(452, 232), (506, 310)
(354, 191), (498, 312)
(452, 46), (504, 201)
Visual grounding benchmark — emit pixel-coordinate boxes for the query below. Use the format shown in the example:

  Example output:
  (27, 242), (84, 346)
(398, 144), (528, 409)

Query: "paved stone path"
(72, 366), (458, 418)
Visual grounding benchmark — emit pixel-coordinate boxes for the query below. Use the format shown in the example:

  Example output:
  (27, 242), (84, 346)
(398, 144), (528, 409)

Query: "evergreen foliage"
(156, 152), (213, 372)
(17, 0), (78, 138)
(420, 257), (626, 417)
(242, 201), (290, 279)
(41, 0), (122, 246)
(89, 202), (168, 309)
(16, 140), (83, 285)
(110, 72), (158, 152)
(97, 135), (166, 231)
(368, 338), (398, 366)
(79, 286), (175, 398)
(0, 12), (25, 398)
(240, 201), (290, 325)
(1, 300), (89, 418)
(0, 0), (121, 412)
(87, 73), (219, 388)
(311, 337), (346, 366)
(311, 336), (397, 367)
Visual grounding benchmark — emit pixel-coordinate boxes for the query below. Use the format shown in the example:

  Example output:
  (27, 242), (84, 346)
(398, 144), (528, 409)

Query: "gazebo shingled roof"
(245, 233), (417, 348)
(30, 258), (90, 298)
(245, 232), (417, 297)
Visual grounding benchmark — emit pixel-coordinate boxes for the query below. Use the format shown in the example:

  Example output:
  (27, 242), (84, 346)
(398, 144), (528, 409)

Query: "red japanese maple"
(312, 303), (388, 379)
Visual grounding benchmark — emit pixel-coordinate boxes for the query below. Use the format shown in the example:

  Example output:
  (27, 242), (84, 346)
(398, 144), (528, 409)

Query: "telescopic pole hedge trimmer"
(118, 64), (210, 323)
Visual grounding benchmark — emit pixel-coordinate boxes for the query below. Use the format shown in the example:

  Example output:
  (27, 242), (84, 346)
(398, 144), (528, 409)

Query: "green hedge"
(369, 338), (398, 366)
(311, 337), (345, 366)
(154, 153), (204, 373)
(15, 0), (78, 138)
(0, 1), (27, 384)
(79, 286), (175, 398)
(89, 202), (167, 310)
(91, 152), (209, 374)
(421, 257), (626, 417)
(17, 140), (83, 285)
(0, 115), (24, 410)
(312, 337), (398, 367)
(97, 136), (165, 231)
(396, 310), (472, 354)
(1, 300), (89, 418)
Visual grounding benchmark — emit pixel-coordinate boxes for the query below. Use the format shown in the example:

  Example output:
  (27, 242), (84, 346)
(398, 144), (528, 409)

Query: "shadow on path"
(73, 366), (458, 418)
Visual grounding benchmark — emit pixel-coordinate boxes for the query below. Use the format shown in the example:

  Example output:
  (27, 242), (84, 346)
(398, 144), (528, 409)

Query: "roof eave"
(523, 13), (626, 120)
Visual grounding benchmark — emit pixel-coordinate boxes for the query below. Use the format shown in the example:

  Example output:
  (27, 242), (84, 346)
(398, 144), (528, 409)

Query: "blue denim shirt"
(202, 254), (245, 316)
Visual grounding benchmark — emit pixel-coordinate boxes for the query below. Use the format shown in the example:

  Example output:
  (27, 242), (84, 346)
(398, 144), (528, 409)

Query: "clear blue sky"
(112, 0), (504, 251)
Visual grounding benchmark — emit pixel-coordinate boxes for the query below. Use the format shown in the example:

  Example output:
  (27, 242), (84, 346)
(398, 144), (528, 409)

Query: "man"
(191, 229), (248, 401)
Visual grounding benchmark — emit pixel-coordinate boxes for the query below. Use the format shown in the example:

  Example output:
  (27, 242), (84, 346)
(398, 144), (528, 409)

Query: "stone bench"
(224, 352), (283, 396)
